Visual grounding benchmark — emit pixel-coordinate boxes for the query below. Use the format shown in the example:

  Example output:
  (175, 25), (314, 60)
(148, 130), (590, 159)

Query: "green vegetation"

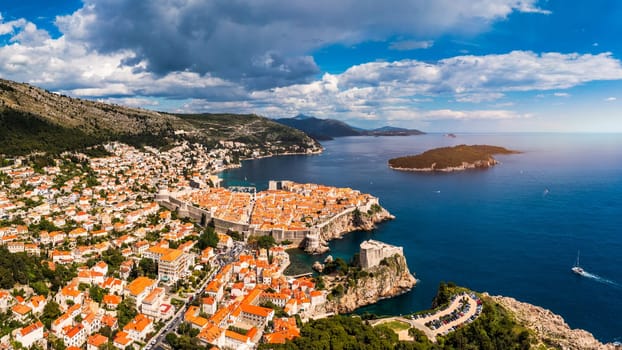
(226, 230), (243, 241)
(0, 246), (75, 291)
(440, 300), (531, 350)
(166, 323), (203, 350)
(382, 320), (411, 332)
(0, 109), (103, 155)
(197, 226), (218, 250)
(101, 248), (125, 274)
(137, 258), (158, 279)
(266, 283), (534, 350)
(0, 78), (319, 156)
(259, 315), (400, 350)
(117, 298), (137, 328)
(388, 145), (520, 171)
(251, 234), (277, 249)
(368, 203), (383, 215)
(40, 301), (62, 329)
(88, 285), (106, 303)
(177, 113), (316, 149)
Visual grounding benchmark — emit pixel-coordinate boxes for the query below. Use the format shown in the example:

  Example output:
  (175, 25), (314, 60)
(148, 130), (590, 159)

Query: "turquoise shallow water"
(220, 133), (622, 342)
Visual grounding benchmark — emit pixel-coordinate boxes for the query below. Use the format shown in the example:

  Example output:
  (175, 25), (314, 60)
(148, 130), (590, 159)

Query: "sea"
(219, 133), (622, 343)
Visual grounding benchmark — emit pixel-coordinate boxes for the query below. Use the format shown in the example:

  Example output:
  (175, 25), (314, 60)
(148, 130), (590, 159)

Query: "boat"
(572, 250), (585, 275)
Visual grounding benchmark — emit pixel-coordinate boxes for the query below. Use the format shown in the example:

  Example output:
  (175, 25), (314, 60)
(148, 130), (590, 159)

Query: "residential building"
(15, 321), (44, 348)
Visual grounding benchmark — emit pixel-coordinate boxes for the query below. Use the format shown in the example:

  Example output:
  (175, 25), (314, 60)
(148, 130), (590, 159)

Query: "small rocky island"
(388, 144), (520, 172)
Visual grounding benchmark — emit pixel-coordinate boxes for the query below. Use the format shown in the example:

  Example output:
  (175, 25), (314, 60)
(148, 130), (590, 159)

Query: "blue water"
(220, 133), (622, 342)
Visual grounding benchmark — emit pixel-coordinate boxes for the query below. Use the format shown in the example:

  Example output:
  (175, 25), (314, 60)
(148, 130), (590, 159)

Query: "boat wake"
(576, 270), (620, 287)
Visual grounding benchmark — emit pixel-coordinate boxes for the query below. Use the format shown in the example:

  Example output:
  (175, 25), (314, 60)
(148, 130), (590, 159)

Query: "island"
(388, 144), (520, 172)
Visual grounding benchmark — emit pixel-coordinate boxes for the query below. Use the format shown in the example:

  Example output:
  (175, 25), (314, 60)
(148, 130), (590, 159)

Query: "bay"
(220, 133), (622, 342)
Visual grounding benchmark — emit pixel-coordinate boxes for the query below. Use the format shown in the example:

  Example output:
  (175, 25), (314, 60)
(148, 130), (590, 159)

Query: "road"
(147, 243), (246, 350)
(369, 294), (481, 342)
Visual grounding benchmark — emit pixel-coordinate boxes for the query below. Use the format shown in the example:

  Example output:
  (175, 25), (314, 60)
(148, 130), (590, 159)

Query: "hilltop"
(275, 114), (425, 140)
(0, 79), (320, 156)
(389, 144), (520, 172)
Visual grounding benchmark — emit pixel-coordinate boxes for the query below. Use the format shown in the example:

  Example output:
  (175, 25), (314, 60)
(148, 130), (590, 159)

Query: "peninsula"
(388, 144), (520, 172)
(160, 180), (394, 255)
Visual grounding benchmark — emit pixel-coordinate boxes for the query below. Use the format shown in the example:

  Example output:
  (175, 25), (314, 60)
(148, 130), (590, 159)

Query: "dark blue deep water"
(220, 133), (622, 342)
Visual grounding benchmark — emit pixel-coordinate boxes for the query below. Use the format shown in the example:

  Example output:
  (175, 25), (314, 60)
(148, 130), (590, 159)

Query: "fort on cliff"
(359, 240), (404, 269)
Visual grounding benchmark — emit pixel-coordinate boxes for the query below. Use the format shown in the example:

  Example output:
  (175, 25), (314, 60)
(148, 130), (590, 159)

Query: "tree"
(89, 285), (105, 303)
(139, 258), (158, 279)
(117, 299), (137, 328)
(197, 227), (218, 250)
(40, 301), (62, 329)
(31, 281), (49, 297)
(257, 235), (276, 249)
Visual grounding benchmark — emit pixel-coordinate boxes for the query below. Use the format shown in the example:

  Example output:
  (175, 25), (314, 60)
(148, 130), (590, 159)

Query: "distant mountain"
(275, 114), (425, 140)
(0, 79), (320, 156)
(276, 114), (361, 140)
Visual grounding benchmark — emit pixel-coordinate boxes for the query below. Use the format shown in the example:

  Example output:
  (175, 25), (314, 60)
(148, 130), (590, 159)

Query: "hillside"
(275, 114), (424, 140)
(0, 79), (320, 156)
(262, 283), (615, 349)
(389, 144), (520, 172)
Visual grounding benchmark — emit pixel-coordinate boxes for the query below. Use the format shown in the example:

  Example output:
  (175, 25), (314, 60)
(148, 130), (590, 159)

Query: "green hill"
(389, 144), (519, 171)
(276, 114), (425, 140)
(0, 79), (320, 156)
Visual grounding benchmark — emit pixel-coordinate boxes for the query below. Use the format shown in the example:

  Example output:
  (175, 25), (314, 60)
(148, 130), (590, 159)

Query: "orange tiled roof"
(126, 276), (155, 296)
(12, 304), (32, 315)
(87, 334), (108, 347)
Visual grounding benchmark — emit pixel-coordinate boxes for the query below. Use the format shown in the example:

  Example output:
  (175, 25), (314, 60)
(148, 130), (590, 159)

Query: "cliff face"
(325, 254), (417, 314)
(491, 295), (617, 350)
(306, 207), (394, 254)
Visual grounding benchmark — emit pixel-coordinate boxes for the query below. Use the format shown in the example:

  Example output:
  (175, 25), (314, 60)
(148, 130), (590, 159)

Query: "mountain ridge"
(0, 79), (321, 156)
(276, 114), (425, 140)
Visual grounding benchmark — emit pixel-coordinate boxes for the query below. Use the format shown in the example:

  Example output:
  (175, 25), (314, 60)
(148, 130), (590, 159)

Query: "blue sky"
(1, 0), (621, 132)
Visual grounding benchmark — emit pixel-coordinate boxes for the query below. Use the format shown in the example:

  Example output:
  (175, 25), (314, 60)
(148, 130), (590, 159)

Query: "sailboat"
(572, 250), (585, 275)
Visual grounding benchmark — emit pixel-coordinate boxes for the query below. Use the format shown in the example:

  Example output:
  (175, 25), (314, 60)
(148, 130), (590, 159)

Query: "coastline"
(212, 147), (323, 175)
(388, 159), (499, 172)
(213, 135), (615, 340)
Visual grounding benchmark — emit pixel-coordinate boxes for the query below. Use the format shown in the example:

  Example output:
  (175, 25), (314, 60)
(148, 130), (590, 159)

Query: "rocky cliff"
(324, 254), (417, 314)
(490, 295), (618, 350)
(390, 158), (499, 172)
(306, 206), (394, 254)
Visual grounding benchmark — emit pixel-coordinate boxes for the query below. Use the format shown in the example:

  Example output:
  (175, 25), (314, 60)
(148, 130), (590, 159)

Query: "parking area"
(371, 293), (483, 342)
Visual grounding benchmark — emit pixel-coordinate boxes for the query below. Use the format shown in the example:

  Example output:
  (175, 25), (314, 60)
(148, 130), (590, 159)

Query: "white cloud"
(554, 92), (570, 97)
(605, 97), (617, 101)
(514, 0), (552, 14)
(455, 92), (505, 103)
(389, 40), (434, 51)
(419, 109), (530, 120)
(50, 0), (550, 89)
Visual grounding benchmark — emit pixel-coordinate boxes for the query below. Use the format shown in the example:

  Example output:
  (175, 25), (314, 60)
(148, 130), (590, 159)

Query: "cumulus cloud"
(51, 0), (550, 89)
(389, 40), (434, 51)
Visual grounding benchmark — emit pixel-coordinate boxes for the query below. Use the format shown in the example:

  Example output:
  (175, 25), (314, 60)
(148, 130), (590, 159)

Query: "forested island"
(388, 144), (520, 172)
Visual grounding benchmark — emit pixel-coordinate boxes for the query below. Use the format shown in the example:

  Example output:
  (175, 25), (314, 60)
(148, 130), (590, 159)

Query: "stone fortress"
(359, 239), (404, 269)
(156, 179), (383, 251)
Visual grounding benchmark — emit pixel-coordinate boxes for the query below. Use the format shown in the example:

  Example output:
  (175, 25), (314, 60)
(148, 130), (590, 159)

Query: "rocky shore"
(389, 158), (499, 172)
(491, 295), (619, 350)
(305, 205), (395, 254)
(324, 253), (417, 314)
